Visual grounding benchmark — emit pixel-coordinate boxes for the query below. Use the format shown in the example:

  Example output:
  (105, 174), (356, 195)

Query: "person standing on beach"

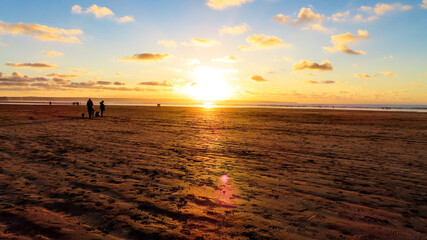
(100, 100), (105, 117)
(87, 98), (94, 118)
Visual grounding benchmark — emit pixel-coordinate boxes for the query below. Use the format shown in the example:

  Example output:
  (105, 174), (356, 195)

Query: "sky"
(0, 0), (426, 104)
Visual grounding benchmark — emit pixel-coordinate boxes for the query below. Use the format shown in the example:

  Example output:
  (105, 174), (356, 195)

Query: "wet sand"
(0, 105), (426, 240)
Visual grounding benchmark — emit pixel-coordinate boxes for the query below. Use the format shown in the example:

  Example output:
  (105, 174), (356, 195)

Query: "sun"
(186, 66), (231, 101)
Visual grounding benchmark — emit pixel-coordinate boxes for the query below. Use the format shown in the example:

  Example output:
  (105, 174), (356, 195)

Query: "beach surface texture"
(0, 105), (426, 240)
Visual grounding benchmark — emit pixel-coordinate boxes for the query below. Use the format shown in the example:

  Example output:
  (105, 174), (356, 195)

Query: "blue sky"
(0, 0), (426, 103)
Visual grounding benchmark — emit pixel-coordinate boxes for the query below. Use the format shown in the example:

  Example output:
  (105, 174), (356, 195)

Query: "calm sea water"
(1, 97), (426, 113)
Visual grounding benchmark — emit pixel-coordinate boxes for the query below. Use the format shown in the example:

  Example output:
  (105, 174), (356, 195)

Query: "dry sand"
(0, 105), (426, 240)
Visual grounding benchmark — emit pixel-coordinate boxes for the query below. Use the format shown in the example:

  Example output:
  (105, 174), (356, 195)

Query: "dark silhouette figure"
(87, 98), (94, 118)
(49, 101), (52, 105)
(100, 100), (105, 117)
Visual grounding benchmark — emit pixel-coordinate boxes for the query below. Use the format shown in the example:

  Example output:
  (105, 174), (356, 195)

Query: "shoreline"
(1, 102), (427, 113)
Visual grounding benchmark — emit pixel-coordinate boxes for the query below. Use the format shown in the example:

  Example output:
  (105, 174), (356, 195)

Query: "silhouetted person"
(87, 98), (94, 118)
(100, 100), (105, 117)
(49, 101), (52, 105)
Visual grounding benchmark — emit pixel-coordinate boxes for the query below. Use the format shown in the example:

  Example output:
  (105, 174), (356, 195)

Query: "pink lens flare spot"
(220, 174), (229, 184)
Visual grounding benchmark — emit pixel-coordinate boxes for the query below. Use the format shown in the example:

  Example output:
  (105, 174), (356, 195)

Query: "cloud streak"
(6, 62), (56, 69)
(138, 80), (173, 87)
(181, 38), (220, 47)
(355, 72), (397, 79)
(219, 23), (250, 35)
(158, 40), (178, 48)
(305, 80), (335, 84)
(121, 53), (170, 62)
(0, 21), (82, 43)
(206, 0), (253, 10)
(46, 73), (80, 78)
(42, 50), (63, 57)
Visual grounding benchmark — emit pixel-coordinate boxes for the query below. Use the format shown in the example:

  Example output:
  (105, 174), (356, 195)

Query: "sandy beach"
(0, 105), (425, 240)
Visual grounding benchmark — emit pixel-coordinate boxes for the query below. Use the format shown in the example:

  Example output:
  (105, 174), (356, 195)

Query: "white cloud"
(71, 5), (82, 14)
(72, 4), (134, 23)
(117, 16), (135, 23)
(423, 0), (427, 8)
(329, 11), (350, 22)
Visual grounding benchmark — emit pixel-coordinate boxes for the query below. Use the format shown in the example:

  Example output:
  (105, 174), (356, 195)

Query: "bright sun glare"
(186, 66), (231, 101)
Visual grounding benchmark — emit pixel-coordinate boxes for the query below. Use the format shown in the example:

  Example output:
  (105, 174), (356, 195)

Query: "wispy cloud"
(0, 21), (82, 43)
(355, 73), (375, 79)
(219, 23), (250, 35)
(206, 0), (253, 10)
(305, 80), (335, 84)
(212, 56), (237, 63)
(250, 75), (268, 82)
(239, 34), (291, 51)
(294, 60), (333, 71)
(185, 58), (201, 65)
(121, 53), (170, 62)
(354, 2), (412, 22)
(72, 4), (134, 23)
(158, 40), (178, 48)
(46, 73), (80, 78)
(360, 3), (412, 15)
(138, 80), (173, 87)
(6, 62), (56, 69)
(181, 38), (220, 47)
(324, 30), (369, 55)
(42, 50), (63, 57)
(354, 72), (397, 79)
(422, 0), (427, 8)
(328, 11), (350, 22)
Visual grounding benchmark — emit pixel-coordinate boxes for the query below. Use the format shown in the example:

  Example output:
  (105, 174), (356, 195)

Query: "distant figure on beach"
(49, 101), (52, 105)
(87, 98), (94, 118)
(100, 100), (105, 117)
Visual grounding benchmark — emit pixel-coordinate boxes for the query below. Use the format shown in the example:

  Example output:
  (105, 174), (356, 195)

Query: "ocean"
(1, 97), (426, 112)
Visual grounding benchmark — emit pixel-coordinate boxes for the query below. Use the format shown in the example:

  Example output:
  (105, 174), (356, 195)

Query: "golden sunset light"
(0, 1), (426, 239)
(185, 66), (232, 101)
